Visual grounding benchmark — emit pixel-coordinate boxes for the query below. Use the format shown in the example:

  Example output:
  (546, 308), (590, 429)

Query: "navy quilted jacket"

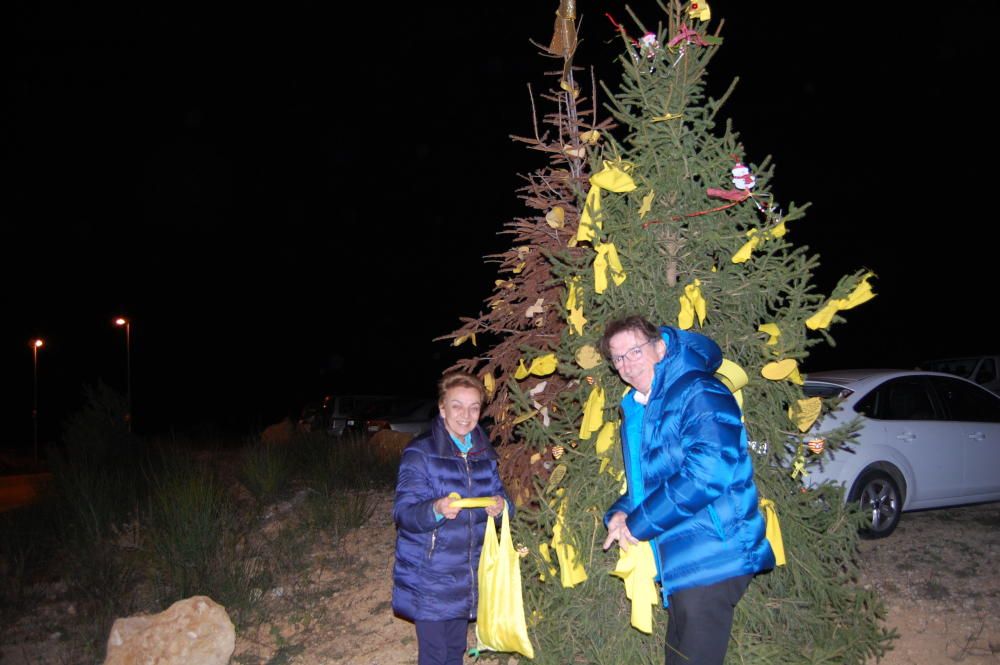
(605, 326), (774, 599)
(392, 416), (511, 621)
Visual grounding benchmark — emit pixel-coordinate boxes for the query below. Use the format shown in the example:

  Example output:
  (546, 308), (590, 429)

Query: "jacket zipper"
(427, 529), (437, 559)
(464, 451), (476, 619)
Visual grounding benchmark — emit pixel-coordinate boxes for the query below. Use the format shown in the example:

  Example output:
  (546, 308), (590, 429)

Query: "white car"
(804, 369), (1000, 537)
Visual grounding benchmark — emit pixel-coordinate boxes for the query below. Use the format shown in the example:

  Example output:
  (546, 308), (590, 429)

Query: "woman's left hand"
(485, 495), (505, 517)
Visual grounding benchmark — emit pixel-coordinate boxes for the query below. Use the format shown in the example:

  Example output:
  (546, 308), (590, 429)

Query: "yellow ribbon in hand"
(579, 384), (605, 440)
(576, 162), (637, 244)
(678, 279), (707, 329)
(551, 499), (588, 588)
(594, 241), (627, 294)
(806, 272), (877, 330)
(758, 498), (786, 566)
(611, 541), (660, 633)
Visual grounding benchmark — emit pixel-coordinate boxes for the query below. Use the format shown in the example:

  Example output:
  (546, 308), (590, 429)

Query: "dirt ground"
(2, 492), (998, 664)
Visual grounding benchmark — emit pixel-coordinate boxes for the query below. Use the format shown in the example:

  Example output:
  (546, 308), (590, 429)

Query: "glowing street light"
(114, 317), (132, 432)
(31, 338), (44, 461)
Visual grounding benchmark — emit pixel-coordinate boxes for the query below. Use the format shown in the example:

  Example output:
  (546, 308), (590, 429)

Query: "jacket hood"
(650, 326), (723, 398)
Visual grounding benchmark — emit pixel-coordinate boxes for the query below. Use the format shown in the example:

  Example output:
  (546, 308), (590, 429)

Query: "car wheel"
(851, 471), (902, 538)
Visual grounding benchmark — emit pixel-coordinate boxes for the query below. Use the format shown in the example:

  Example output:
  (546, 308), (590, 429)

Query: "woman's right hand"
(434, 495), (462, 520)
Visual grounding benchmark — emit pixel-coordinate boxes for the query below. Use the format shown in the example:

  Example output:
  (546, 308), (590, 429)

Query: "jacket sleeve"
(626, 377), (743, 541)
(393, 448), (442, 533)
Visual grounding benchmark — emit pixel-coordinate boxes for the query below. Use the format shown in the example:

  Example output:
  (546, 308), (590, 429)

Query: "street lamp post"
(31, 338), (44, 462)
(114, 317), (132, 432)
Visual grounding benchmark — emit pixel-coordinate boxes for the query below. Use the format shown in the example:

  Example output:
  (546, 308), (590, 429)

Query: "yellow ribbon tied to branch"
(714, 358), (749, 411)
(789, 397), (822, 432)
(594, 241), (627, 294)
(758, 499), (786, 566)
(758, 322), (781, 346)
(805, 272), (877, 330)
(565, 277), (586, 335)
(551, 499), (588, 588)
(514, 354), (558, 380)
(610, 541), (660, 634)
(678, 279), (707, 329)
(576, 162), (637, 244)
(761, 358), (804, 385)
(579, 384), (605, 440)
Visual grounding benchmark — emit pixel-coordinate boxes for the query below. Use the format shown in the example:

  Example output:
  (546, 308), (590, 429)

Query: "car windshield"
(921, 358), (978, 378)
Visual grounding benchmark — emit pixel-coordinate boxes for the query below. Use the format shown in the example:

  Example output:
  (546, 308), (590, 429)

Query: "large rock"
(104, 595), (235, 665)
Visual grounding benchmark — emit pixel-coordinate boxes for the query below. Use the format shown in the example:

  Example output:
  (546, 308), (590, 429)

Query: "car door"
(857, 376), (964, 504)
(928, 376), (1000, 497)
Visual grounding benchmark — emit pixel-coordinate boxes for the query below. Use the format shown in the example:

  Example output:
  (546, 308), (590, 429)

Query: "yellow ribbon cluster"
(576, 162), (637, 243)
(540, 499), (587, 588)
(678, 279), (707, 329)
(565, 277), (587, 335)
(514, 354), (558, 380)
(610, 541), (660, 633)
(579, 384), (605, 440)
(806, 272), (876, 330)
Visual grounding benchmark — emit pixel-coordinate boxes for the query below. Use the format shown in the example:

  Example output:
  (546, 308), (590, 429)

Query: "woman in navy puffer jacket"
(392, 371), (511, 665)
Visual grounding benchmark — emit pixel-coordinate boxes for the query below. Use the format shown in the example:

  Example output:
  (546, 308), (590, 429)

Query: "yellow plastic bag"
(475, 507), (535, 659)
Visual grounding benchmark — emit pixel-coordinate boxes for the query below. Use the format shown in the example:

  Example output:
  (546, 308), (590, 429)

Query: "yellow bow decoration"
(715, 358), (749, 411)
(789, 397), (823, 432)
(806, 272), (877, 330)
(576, 162), (637, 244)
(610, 541), (660, 634)
(638, 190), (655, 219)
(565, 277), (587, 335)
(790, 444), (808, 479)
(514, 353), (558, 381)
(678, 279), (707, 329)
(551, 499), (588, 588)
(758, 322), (781, 345)
(761, 358), (804, 385)
(594, 241), (627, 294)
(579, 384), (605, 440)
(595, 420), (617, 455)
(758, 499), (786, 566)
(575, 345), (602, 370)
(688, 0), (711, 21)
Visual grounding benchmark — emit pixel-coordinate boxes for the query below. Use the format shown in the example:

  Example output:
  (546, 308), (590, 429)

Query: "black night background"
(4, 1), (998, 447)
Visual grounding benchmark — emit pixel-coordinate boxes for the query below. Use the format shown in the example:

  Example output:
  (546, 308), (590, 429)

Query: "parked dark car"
(299, 394), (436, 438)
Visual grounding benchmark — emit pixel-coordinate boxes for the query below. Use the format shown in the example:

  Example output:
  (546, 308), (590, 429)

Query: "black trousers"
(415, 618), (468, 665)
(665, 574), (752, 665)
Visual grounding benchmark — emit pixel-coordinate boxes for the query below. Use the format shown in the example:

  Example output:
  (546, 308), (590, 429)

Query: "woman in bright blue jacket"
(600, 316), (774, 665)
(392, 371), (511, 665)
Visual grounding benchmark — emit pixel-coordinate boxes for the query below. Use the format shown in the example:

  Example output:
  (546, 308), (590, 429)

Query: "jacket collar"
(427, 416), (496, 460)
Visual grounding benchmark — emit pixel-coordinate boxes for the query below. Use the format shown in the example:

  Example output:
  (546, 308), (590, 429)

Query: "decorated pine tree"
(445, 2), (893, 663)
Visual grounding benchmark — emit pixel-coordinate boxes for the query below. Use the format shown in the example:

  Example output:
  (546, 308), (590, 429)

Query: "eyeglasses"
(611, 340), (655, 367)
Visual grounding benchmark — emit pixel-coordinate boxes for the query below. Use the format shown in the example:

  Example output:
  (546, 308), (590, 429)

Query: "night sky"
(4, 2), (998, 445)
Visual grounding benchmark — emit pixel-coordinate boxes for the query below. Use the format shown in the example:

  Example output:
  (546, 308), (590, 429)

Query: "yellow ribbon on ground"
(579, 385), (605, 440)
(806, 272), (877, 330)
(576, 162), (637, 244)
(514, 354), (558, 380)
(761, 358), (804, 385)
(758, 499), (786, 566)
(551, 500), (588, 588)
(594, 241), (627, 294)
(610, 541), (660, 634)
(758, 322), (781, 345)
(678, 279), (707, 329)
